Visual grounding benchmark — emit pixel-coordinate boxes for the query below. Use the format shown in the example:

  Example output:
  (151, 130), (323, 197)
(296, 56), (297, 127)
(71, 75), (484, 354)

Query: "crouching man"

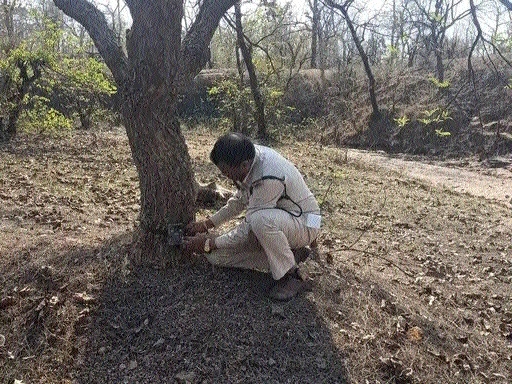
(183, 133), (321, 301)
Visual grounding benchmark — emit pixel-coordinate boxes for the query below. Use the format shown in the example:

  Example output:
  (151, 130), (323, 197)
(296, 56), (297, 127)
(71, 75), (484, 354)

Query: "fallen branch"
(331, 245), (414, 277)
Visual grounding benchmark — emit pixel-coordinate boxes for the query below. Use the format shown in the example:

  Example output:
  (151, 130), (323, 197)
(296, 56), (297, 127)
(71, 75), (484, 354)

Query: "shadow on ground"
(74, 247), (348, 383)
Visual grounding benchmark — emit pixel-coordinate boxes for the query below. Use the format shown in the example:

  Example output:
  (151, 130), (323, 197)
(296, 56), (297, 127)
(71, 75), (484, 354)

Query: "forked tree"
(52, 0), (239, 263)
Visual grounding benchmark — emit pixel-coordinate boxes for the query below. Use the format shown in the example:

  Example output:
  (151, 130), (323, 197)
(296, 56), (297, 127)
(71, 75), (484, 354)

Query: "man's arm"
(214, 179), (285, 249)
(209, 188), (248, 227)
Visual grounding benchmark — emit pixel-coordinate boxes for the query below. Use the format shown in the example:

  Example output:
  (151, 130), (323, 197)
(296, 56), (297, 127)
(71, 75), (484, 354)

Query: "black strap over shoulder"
(249, 175), (285, 195)
(261, 175), (285, 182)
(250, 175), (303, 217)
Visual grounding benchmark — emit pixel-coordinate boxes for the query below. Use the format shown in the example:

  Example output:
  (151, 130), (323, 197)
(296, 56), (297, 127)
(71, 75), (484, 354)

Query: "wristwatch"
(204, 238), (211, 253)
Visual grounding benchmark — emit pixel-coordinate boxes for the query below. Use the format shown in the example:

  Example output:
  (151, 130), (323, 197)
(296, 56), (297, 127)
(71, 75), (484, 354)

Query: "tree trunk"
(390, 0), (397, 51)
(4, 101), (22, 140)
(52, 0), (238, 265)
(234, 1), (267, 140)
(123, 96), (196, 266)
(325, 0), (380, 117)
(233, 39), (247, 133)
(310, 0), (319, 69)
(3, 0), (15, 46)
(122, 2), (196, 265)
(0, 60), (42, 142)
(499, 0), (512, 10)
(435, 48), (444, 82)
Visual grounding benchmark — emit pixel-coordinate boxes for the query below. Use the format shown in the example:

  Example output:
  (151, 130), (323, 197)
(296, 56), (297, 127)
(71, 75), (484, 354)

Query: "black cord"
(252, 175), (303, 218)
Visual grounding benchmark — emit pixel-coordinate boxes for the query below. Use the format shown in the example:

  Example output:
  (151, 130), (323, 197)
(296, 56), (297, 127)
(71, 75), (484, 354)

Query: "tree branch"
(468, 0), (482, 82)
(178, 0), (238, 90)
(124, 0), (138, 13)
(499, 0), (512, 11)
(52, 0), (129, 86)
(323, 0), (380, 115)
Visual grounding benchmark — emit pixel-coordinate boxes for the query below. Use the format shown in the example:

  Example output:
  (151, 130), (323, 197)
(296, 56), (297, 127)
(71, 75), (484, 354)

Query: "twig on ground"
(331, 245), (414, 277)
(323, 191), (413, 277)
(319, 178), (335, 211)
(344, 193), (387, 250)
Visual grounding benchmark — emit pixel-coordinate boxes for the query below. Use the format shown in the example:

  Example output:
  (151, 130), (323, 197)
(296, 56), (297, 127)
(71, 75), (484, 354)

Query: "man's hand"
(185, 219), (213, 236)
(182, 234), (208, 255)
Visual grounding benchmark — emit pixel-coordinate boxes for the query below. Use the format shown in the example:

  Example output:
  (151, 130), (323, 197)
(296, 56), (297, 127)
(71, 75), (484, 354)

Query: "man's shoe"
(268, 270), (312, 301)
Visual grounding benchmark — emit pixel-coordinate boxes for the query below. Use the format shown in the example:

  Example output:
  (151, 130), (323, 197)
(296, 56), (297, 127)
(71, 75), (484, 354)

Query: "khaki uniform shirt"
(211, 145), (320, 249)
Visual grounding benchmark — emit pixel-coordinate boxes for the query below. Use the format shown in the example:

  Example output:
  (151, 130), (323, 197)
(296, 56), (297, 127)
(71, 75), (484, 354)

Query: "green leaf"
(435, 129), (451, 137)
(394, 115), (410, 127)
(428, 77), (450, 89)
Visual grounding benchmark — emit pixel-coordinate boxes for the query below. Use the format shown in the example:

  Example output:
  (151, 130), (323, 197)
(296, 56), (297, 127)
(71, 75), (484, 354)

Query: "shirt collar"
(240, 145), (261, 187)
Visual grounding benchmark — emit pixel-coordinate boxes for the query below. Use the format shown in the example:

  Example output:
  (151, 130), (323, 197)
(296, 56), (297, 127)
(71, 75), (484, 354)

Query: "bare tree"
(234, 1), (267, 139)
(381, 0), (414, 65)
(408, 0), (470, 81)
(309, 0), (320, 68)
(468, 0), (483, 80)
(468, 0), (512, 74)
(1, 0), (16, 47)
(309, 1), (346, 69)
(390, 0), (398, 52)
(52, 0), (238, 263)
(104, 0), (128, 47)
(402, 4), (421, 66)
(323, 0), (380, 116)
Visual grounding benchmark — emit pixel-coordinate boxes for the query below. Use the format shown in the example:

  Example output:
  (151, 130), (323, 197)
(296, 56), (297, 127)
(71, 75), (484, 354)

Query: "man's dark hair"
(210, 132), (256, 166)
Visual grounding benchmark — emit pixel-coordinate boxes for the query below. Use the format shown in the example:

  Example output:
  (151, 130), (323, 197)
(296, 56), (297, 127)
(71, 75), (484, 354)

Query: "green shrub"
(19, 96), (72, 135)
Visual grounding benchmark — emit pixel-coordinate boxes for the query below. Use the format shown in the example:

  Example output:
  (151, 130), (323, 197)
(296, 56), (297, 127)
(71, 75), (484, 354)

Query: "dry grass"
(0, 127), (511, 383)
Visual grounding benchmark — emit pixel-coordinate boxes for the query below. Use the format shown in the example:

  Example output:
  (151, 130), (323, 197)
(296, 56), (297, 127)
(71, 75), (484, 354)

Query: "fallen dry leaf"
(73, 292), (95, 304)
(407, 326), (424, 342)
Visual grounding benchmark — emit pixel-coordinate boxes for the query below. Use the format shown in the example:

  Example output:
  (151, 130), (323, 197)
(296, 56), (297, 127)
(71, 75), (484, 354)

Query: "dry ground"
(0, 127), (511, 384)
(343, 149), (512, 206)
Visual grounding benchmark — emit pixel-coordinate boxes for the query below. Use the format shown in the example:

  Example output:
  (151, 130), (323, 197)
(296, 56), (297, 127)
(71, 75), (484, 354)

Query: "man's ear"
(241, 159), (251, 170)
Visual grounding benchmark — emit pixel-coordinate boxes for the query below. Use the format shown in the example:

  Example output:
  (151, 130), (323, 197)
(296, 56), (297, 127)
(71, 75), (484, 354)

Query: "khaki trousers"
(206, 209), (319, 280)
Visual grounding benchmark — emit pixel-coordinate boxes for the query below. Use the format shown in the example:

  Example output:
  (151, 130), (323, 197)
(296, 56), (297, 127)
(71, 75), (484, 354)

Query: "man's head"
(210, 133), (256, 182)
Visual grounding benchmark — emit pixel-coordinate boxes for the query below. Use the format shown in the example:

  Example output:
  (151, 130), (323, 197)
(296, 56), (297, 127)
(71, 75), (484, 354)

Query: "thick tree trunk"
(124, 97), (196, 266)
(53, 0), (239, 266)
(121, 3), (196, 266)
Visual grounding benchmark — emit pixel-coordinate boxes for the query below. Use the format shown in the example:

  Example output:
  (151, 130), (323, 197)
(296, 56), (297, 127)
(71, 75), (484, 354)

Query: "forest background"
(2, 0), (512, 156)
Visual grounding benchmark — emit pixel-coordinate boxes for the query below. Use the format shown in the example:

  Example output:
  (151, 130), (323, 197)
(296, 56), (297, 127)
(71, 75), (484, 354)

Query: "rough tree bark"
(309, 0), (320, 69)
(53, 0), (238, 265)
(0, 59), (43, 142)
(2, 0), (16, 45)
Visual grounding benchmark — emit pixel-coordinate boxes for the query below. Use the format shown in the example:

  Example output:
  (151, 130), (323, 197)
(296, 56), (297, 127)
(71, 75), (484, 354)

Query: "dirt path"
(348, 149), (512, 206)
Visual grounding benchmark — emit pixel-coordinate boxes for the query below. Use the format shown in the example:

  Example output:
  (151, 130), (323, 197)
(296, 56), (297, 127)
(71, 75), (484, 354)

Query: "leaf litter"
(0, 127), (511, 383)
